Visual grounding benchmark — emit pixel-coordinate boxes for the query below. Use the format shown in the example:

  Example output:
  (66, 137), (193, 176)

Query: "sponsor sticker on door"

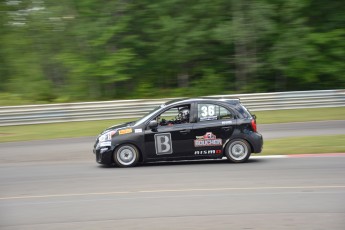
(194, 132), (222, 147)
(154, 133), (173, 155)
(194, 150), (222, 155)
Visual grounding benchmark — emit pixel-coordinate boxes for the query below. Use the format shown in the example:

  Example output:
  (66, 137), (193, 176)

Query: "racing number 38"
(201, 105), (215, 117)
(93, 98), (263, 167)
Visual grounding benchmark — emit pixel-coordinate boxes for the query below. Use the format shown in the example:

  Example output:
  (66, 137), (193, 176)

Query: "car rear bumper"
(249, 132), (263, 153)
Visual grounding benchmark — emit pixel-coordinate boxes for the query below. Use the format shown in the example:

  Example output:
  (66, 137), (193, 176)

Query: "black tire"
(113, 144), (139, 167)
(225, 139), (251, 163)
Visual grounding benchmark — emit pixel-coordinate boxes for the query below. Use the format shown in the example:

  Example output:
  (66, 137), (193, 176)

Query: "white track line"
(250, 155), (288, 159)
(1, 185), (345, 201)
(251, 153), (345, 159)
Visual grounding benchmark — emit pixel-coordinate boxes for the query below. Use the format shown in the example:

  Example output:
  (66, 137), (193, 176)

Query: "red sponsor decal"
(194, 132), (222, 147)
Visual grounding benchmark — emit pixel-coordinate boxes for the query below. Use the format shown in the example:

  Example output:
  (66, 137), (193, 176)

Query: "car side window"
(198, 103), (233, 122)
(219, 106), (233, 120)
(156, 104), (190, 126)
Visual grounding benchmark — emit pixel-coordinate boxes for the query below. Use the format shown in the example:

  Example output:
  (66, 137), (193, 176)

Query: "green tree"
(0, 0), (344, 105)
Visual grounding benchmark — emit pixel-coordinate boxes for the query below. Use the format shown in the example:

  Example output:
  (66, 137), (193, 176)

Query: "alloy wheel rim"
(230, 141), (248, 160)
(117, 146), (136, 165)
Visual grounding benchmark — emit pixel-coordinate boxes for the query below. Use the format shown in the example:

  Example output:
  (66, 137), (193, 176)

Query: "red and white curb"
(249, 153), (345, 159)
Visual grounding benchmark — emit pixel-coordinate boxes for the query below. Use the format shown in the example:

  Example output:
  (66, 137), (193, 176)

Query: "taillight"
(251, 119), (257, 132)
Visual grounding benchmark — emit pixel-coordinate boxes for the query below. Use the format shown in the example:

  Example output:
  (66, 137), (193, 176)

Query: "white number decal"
(201, 106), (208, 117)
(208, 106), (215, 116)
(200, 105), (215, 117)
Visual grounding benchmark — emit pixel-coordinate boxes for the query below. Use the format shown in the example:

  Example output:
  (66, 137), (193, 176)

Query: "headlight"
(98, 130), (116, 142)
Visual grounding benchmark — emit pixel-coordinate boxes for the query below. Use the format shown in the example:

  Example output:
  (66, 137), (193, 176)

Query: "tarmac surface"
(0, 120), (345, 229)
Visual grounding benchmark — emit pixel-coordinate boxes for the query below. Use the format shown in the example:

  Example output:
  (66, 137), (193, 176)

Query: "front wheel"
(113, 144), (139, 167)
(225, 139), (251, 163)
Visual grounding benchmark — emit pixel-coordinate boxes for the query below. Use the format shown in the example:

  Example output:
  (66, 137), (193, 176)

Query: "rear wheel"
(113, 144), (139, 167)
(225, 139), (251, 163)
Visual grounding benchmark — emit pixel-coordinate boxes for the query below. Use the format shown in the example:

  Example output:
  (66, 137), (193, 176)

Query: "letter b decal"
(155, 133), (173, 155)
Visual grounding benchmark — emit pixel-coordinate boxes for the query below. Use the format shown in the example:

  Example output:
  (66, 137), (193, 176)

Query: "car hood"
(101, 121), (136, 134)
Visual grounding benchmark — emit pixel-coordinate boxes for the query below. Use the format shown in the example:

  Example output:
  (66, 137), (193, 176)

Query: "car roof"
(165, 97), (240, 107)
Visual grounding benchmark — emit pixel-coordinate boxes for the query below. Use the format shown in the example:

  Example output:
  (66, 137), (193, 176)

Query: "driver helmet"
(179, 108), (190, 122)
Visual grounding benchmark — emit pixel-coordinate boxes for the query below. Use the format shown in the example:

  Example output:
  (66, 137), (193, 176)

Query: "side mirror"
(148, 120), (158, 129)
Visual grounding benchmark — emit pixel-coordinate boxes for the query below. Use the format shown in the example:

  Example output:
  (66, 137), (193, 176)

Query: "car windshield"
(133, 104), (165, 126)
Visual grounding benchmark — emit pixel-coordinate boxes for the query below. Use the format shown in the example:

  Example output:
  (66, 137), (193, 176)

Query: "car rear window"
(234, 103), (252, 119)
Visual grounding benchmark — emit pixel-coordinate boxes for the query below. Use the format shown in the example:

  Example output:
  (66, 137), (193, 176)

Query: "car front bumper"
(93, 144), (115, 165)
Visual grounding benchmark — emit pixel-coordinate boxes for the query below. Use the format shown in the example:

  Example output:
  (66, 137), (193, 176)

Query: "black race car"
(93, 98), (263, 167)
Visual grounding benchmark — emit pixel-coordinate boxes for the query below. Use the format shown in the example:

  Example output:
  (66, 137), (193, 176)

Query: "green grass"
(0, 107), (344, 143)
(254, 107), (345, 124)
(262, 135), (345, 155)
(0, 119), (133, 142)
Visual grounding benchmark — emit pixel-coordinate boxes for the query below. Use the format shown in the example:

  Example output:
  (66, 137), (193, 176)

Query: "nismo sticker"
(194, 150), (222, 155)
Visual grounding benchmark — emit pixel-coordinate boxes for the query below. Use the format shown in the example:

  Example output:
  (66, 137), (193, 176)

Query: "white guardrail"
(0, 90), (344, 126)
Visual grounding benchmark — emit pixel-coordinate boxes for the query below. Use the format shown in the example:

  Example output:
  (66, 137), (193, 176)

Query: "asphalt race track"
(1, 120), (345, 230)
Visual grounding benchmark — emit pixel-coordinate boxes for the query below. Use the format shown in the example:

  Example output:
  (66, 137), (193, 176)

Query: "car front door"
(144, 104), (195, 160)
(192, 103), (236, 157)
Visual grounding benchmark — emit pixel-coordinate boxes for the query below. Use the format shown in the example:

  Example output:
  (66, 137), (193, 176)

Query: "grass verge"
(253, 107), (345, 124)
(262, 135), (345, 155)
(0, 119), (133, 143)
(0, 107), (344, 143)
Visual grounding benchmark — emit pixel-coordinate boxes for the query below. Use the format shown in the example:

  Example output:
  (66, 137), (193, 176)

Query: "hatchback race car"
(93, 98), (263, 167)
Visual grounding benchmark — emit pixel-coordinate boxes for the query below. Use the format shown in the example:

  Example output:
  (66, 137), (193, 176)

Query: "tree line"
(0, 0), (344, 104)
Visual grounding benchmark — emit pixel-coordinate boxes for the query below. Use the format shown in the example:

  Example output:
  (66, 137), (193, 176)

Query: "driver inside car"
(158, 106), (190, 126)
(176, 107), (190, 124)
